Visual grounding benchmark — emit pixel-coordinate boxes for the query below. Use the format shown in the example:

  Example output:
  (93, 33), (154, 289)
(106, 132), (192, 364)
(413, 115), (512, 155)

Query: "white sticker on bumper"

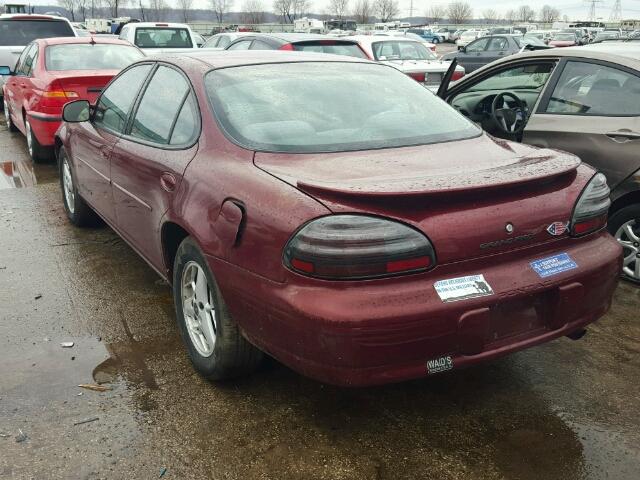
(434, 274), (494, 303)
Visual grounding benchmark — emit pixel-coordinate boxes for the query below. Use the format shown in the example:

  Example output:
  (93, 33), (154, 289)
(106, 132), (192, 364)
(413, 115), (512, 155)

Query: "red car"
(55, 52), (622, 387)
(2, 36), (144, 162)
(548, 33), (578, 47)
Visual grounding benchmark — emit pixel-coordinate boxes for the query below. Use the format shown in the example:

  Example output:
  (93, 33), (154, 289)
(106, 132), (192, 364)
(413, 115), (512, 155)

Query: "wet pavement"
(1, 116), (640, 480)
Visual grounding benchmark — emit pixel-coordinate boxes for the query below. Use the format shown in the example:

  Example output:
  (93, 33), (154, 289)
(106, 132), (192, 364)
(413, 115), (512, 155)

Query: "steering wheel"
(491, 92), (527, 135)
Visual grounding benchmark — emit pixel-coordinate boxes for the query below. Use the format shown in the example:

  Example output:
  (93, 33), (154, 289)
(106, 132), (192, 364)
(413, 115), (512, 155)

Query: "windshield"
(291, 42), (367, 59)
(372, 41), (437, 61)
(0, 19), (74, 46)
(553, 34), (575, 41)
(134, 27), (192, 48)
(45, 44), (144, 70)
(205, 62), (479, 153)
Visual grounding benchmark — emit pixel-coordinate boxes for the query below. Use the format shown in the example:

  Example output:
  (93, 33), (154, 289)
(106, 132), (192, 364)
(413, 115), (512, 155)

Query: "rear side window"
(0, 20), (74, 46)
(546, 61), (640, 116)
(227, 40), (251, 50)
(45, 44), (144, 70)
(291, 42), (367, 59)
(129, 66), (195, 145)
(93, 64), (152, 134)
(134, 28), (192, 48)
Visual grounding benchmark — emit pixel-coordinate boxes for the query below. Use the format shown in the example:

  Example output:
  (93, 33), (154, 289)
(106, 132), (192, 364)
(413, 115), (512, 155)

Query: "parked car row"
(0, 17), (638, 389)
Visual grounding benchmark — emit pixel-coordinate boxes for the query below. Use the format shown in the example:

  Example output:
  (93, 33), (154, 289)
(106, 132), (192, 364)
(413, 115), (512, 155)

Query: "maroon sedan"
(55, 52), (622, 387)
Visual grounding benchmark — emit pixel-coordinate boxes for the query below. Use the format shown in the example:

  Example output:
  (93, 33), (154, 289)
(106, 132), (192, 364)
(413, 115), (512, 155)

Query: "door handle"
(160, 173), (176, 192)
(606, 131), (640, 141)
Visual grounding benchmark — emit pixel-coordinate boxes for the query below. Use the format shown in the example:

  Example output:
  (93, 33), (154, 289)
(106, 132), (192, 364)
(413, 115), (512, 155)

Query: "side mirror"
(0, 66), (12, 75)
(63, 100), (90, 123)
(459, 46), (466, 52)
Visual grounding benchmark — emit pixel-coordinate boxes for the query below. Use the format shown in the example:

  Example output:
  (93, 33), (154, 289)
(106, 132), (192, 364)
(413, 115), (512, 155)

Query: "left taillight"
(451, 69), (465, 81)
(39, 81), (79, 111)
(283, 215), (436, 280)
(570, 173), (611, 236)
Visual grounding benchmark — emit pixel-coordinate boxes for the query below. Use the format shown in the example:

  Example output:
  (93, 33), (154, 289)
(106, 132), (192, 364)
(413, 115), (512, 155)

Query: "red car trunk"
(37, 71), (116, 114)
(255, 135), (587, 264)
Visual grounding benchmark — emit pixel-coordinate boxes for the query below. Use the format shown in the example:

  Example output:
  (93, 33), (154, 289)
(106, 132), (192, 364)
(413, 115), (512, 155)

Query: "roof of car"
(129, 22), (190, 28)
(0, 13), (69, 21)
(346, 35), (422, 45)
(234, 32), (352, 43)
(491, 43), (640, 69)
(156, 50), (372, 69)
(37, 36), (134, 46)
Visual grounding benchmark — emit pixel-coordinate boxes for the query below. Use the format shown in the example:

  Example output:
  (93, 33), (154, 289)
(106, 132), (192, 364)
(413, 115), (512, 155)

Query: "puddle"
(0, 160), (58, 189)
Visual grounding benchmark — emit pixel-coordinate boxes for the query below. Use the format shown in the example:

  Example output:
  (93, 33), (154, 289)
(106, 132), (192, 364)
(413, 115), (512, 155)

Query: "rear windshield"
(205, 62), (479, 154)
(45, 44), (144, 70)
(291, 42), (367, 58)
(134, 27), (192, 48)
(0, 19), (74, 46)
(372, 41), (437, 61)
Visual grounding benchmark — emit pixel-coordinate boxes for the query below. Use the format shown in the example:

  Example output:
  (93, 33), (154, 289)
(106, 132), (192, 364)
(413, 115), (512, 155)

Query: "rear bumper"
(27, 111), (62, 147)
(209, 231), (622, 386)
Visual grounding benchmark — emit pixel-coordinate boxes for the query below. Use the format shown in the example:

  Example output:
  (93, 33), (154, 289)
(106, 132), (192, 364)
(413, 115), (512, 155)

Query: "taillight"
(39, 81), (78, 110)
(451, 70), (465, 81)
(283, 215), (436, 280)
(430, 45), (436, 52)
(570, 173), (610, 236)
(278, 43), (294, 51)
(406, 71), (425, 82)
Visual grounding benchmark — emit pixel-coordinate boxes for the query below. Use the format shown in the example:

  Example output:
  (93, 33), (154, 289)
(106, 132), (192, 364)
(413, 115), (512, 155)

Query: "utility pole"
(585, 0), (603, 21)
(610, 0), (622, 20)
(409, 0), (414, 19)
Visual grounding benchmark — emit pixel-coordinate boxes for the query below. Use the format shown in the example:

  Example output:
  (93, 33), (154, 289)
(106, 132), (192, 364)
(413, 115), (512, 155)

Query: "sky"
(28, 0), (640, 20)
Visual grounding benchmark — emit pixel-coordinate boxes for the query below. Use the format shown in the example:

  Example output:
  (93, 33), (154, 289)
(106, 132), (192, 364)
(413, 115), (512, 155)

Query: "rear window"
(45, 44), (144, 70)
(291, 41), (367, 59)
(372, 41), (437, 61)
(0, 19), (74, 46)
(205, 62), (479, 154)
(134, 27), (192, 48)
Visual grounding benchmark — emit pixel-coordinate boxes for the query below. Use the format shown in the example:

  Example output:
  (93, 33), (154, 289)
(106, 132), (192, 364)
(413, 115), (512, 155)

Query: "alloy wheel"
(62, 158), (75, 214)
(25, 120), (33, 157)
(181, 261), (217, 357)
(615, 219), (640, 280)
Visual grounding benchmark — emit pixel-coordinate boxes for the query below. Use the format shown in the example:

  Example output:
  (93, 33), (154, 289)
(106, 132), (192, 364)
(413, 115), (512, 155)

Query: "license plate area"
(487, 296), (546, 345)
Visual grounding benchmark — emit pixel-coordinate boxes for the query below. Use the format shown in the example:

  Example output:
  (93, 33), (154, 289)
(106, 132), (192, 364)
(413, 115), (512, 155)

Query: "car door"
(6, 43), (36, 130)
(109, 64), (200, 268)
(483, 37), (511, 66)
(70, 63), (153, 223)
(4, 43), (32, 118)
(458, 38), (490, 73)
(524, 59), (640, 189)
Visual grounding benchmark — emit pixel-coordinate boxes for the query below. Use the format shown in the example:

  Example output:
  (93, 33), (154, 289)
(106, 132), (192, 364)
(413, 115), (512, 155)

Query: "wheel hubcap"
(615, 219), (640, 280)
(62, 158), (75, 214)
(181, 261), (217, 357)
(25, 120), (33, 156)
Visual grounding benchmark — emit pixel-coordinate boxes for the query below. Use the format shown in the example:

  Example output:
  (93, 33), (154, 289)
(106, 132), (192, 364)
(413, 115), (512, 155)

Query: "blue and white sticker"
(530, 253), (578, 278)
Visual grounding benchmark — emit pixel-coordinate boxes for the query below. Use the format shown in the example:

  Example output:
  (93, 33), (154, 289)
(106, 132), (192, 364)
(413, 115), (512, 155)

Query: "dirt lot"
(1, 114), (640, 480)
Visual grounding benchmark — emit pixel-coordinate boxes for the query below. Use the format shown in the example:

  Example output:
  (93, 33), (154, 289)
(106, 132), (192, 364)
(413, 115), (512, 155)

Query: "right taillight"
(283, 215), (436, 280)
(570, 172), (610, 236)
(278, 43), (294, 51)
(451, 70), (465, 81)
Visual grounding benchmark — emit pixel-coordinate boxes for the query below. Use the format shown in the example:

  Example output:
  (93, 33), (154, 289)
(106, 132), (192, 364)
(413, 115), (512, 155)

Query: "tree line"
(56, 0), (563, 25)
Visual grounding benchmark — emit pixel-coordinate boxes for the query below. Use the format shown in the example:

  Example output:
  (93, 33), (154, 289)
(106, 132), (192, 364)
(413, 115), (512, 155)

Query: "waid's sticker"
(547, 221), (569, 236)
(434, 274), (494, 303)
(427, 356), (453, 375)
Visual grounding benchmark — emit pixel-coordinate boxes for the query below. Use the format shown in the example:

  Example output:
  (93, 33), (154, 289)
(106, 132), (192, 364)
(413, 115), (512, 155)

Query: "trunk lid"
(255, 134), (587, 264)
(50, 70), (118, 104)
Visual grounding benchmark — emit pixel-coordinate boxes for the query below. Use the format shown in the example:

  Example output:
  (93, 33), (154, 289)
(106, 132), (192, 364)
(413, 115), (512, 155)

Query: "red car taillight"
(283, 215), (436, 280)
(451, 70), (465, 81)
(40, 81), (78, 110)
(278, 43), (294, 51)
(406, 71), (425, 82)
(570, 173), (610, 236)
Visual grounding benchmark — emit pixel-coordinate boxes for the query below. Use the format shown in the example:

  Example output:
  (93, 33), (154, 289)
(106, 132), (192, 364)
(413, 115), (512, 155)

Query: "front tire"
(3, 99), (18, 132)
(25, 118), (52, 162)
(173, 237), (263, 380)
(433, 37), (439, 44)
(58, 147), (99, 227)
(608, 204), (640, 283)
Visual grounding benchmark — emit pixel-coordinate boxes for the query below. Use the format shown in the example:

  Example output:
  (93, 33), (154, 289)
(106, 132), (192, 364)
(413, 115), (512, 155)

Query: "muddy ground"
(1, 117), (639, 480)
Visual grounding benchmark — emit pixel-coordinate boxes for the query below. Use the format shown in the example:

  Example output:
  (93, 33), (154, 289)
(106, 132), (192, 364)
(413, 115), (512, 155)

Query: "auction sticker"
(433, 274), (494, 303)
(530, 253), (578, 278)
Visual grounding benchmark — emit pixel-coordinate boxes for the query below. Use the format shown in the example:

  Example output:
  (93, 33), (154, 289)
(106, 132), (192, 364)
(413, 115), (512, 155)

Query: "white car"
(373, 31), (436, 51)
(456, 30), (488, 48)
(347, 36), (465, 91)
(201, 32), (253, 50)
(118, 22), (199, 53)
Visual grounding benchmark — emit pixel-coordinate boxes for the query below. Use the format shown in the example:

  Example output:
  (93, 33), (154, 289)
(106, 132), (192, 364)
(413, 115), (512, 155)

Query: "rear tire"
(3, 99), (18, 132)
(25, 118), (52, 162)
(173, 237), (263, 381)
(608, 204), (640, 283)
(58, 147), (100, 227)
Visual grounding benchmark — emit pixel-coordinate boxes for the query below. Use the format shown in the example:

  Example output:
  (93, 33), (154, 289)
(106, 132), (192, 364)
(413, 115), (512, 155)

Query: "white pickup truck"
(117, 22), (200, 53)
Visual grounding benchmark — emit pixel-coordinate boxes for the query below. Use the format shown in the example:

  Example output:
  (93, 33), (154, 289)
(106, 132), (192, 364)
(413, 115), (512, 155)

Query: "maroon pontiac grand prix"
(55, 51), (622, 386)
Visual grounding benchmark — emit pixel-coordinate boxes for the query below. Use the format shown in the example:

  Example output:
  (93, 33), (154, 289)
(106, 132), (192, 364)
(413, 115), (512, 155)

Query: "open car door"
(436, 58), (457, 99)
